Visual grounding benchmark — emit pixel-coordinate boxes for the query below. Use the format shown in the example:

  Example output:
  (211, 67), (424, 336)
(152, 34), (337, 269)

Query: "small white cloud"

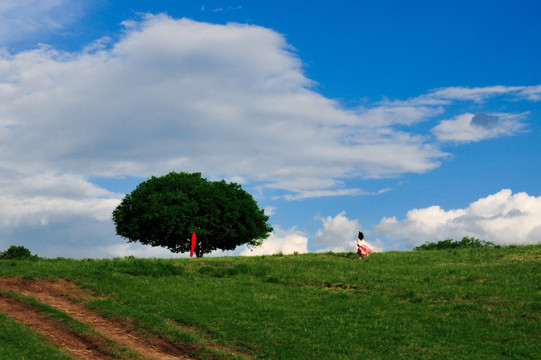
(313, 211), (381, 253)
(240, 226), (308, 256)
(284, 188), (364, 201)
(432, 112), (526, 142)
(426, 85), (526, 103)
(359, 102), (444, 126)
(374, 189), (541, 247)
(314, 211), (359, 252)
(400, 85), (541, 105)
(518, 85), (541, 101)
(282, 187), (391, 201)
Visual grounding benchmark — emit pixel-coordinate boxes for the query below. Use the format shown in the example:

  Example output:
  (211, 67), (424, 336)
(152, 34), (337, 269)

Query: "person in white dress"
(356, 231), (372, 259)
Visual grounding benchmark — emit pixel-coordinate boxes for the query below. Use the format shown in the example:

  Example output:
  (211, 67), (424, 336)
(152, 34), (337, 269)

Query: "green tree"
(112, 172), (273, 257)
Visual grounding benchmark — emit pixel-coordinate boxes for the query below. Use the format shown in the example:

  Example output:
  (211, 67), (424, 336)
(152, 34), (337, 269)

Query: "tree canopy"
(112, 172), (272, 257)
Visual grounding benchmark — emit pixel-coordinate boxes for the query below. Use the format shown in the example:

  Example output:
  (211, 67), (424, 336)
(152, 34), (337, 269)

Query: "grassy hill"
(1, 245), (540, 359)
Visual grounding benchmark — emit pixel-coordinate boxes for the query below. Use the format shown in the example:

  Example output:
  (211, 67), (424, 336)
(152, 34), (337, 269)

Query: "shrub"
(414, 236), (497, 251)
(0, 245), (35, 260)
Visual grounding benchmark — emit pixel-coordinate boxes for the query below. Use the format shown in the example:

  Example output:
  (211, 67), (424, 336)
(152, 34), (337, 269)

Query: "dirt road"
(0, 277), (196, 360)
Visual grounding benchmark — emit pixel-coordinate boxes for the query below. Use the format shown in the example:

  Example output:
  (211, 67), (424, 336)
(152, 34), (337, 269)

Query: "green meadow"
(1, 245), (540, 359)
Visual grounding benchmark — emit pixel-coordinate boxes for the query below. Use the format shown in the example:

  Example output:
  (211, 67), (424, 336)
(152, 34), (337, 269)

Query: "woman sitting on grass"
(356, 232), (372, 259)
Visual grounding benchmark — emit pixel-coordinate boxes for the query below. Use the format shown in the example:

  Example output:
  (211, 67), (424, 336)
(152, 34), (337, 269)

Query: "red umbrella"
(190, 232), (197, 258)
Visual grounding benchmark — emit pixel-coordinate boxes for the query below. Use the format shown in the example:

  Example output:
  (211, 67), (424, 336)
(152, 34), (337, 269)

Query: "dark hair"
(358, 231), (364, 240)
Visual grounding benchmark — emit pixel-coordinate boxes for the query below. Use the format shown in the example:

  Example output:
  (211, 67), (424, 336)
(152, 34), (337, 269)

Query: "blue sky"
(1, 1), (540, 258)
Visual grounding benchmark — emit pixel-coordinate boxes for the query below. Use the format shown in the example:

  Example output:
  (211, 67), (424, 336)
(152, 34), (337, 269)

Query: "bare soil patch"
(0, 277), (197, 359)
(0, 294), (115, 360)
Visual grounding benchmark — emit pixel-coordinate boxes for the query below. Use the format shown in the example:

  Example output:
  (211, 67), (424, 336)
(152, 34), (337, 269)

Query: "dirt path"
(0, 277), (196, 360)
(0, 295), (116, 360)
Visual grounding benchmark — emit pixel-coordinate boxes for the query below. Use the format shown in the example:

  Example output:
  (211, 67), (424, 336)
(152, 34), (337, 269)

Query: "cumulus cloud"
(374, 189), (541, 247)
(1, 15), (535, 202)
(432, 112), (526, 142)
(0, 14), (445, 200)
(314, 211), (360, 252)
(239, 226), (309, 255)
(313, 211), (381, 252)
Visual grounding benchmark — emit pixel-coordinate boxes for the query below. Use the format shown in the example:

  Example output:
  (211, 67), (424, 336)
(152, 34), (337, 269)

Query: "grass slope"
(1, 245), (540, 359)
(0, 313), (73, 360)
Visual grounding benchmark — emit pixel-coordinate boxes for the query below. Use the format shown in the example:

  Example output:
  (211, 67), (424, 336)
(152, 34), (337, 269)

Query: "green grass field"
(0, 313), (73, 360)
(1, 245), (540, 359)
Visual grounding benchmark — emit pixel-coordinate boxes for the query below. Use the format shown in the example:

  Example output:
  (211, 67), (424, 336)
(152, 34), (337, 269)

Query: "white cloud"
(518, 85), (541, 101)
(425, 85), (540, 103)
(240, 226), (309, 255)
(2, 15), (535, 202)
(0, 0), (85, 45)
(313, 211), (381, 253)
(0, 170), (121, 258)
(210, 5), (242, 12)
(432, 112), (526, 142)
(392, 85), (541, 106)
(359, 102), (445, 126)
(264, 206), (276, 216)
(374, 189), (541, 247)
(0, 14), (446, 199)
(0, 216), (118, 259)
(283, 187), (391, 201)
(0, 195), (118, 227)
(314, 212), (357, 252)
(284, 188), (364, 201)
(0, 170), (120, 227)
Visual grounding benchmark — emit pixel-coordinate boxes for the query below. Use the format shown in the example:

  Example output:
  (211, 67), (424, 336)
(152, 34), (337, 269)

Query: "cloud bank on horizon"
(1, 13), (540, 257)
(260, 189), (541, 255)
(374, 189), (541, 248)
